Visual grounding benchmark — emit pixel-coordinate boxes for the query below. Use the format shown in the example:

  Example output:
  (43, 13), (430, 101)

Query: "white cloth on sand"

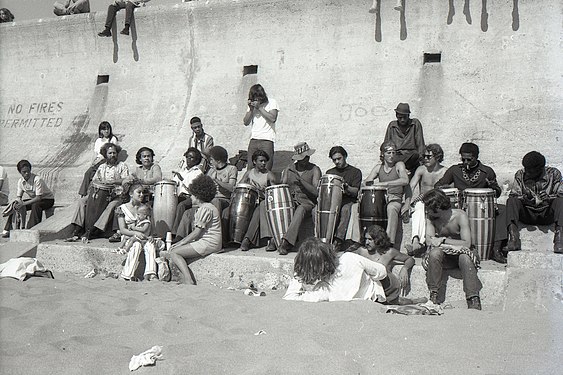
(129, 345), (163, 371)
(0, 257), (49, 281)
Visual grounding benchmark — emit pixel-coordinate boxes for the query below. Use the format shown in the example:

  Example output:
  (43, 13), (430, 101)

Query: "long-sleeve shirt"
(435, 162), (501, 198)
(326, 164), (362, 205)
(283, 252), (387, 303)
(384, 118), (425, 156)
(509, 167), (563, 209)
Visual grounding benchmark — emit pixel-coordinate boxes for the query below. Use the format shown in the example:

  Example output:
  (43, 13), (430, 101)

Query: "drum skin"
(315, 174), (344, 243)
(229, 183), (259, 244)
(464, 188), (496, 260)
(265, 184), (295, 247)
(440, 187), (461, 209)
(358, 186), (387, 231)
(84, 182), (113, 230)
(153, 180), (178, 238)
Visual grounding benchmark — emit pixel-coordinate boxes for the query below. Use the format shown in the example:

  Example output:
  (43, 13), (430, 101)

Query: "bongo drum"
(84, 182), (113, 230)
(358, 186), (388, 232)
(153, 180), (178, 238)
(440, 187), (461, 209)
(315, 174), (344, 243)
(265, 184), (295, 247)
(229, 183), (259, 243)
(464, 188), (496, 260)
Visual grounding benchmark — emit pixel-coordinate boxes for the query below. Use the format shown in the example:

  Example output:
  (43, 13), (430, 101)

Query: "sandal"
(64, 236), (80, 242)
(108, 233), (121, 243)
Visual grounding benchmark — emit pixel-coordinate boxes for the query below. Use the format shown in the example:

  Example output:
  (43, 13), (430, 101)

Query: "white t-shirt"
(94, 136), (118, 160)
(246, 98), (279, 142)
(16, 174), (55, 200)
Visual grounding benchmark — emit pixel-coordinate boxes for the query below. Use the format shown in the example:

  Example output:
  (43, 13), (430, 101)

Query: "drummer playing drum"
(364, 142), (409, 249)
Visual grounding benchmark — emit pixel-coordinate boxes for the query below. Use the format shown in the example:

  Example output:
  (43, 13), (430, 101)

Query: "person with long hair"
(283, 237), (387, 302)
(126, 146), (162, 202)
(243, 84), (279, 171)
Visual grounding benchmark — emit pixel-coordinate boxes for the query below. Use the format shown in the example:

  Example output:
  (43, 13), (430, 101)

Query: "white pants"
(411, 201), (426, 244)
(120, 241), (157, 280)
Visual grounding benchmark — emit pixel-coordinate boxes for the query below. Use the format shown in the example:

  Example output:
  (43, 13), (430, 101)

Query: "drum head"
(236, 183), (259, 193)
(155, 180), (176, 187)
(361, 186), (387, 192)
(322, 174), (344, 183)
(266, 184), (290, 191)
(464, 188), (494, 195)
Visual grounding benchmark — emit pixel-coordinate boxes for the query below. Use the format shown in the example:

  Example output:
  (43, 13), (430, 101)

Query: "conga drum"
(153, 180), (178, 238)
(315, 174), (344, 243)
(229, 183), (259, 243)
(464, 188), (496, 260)
(440, 187), (461, 209)
(84, 182), (113, 231)
(358, 186), (388, 232)
(265, 184), (295, 247)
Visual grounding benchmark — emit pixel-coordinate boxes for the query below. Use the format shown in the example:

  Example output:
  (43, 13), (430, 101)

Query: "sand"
(0, 272), (561, 375)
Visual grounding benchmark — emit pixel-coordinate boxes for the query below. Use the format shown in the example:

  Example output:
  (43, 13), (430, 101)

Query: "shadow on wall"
(447, 0), (519, 31)
(111, 15), (139, 63)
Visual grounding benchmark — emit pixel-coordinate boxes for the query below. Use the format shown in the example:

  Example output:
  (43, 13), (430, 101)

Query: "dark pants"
(395, 151), (420, 176)
(172, 195), (193, 235)
(335, 202), (354, 242)
(506, 196), (563, 226)
(4, 199), (55, 230)
(247, 139), (274, 171)
(426, 247), (482, 299)
(78, 160), (105, 197)
(105, 2), (137, 29)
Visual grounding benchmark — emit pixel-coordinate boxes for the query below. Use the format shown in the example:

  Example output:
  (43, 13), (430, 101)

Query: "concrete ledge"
(503, 268), (563, 312)
(9, 229), (40, 244)
(508, 251), (563, 270)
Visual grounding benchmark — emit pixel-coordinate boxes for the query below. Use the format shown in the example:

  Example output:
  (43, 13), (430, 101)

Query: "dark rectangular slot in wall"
(97, 75), (109, 84)
(423, 53), (441, 64)
(243, 65), (258, 76)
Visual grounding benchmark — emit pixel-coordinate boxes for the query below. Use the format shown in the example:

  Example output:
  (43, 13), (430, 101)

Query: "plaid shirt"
(510, 167), (563, 209)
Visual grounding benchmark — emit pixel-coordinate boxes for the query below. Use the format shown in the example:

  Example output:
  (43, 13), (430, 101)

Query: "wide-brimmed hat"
(292, 142), (315, 160)
(394, 103), (411, 115)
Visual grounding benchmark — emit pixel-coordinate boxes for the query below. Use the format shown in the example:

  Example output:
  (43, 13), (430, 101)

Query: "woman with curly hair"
(283, 237), (388, 302)
(164, 175), (221, 285)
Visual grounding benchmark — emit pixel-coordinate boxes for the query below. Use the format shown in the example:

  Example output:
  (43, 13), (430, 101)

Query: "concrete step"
(7, 204), (74, 243)
(36, 239), (507, 307)
(0, 241), (37, 264)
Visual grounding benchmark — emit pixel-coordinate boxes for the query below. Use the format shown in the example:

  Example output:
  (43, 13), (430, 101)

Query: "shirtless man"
(422, 189), (482, 310)
(404, 144), (447, 255)
(355, 225), (426, 305)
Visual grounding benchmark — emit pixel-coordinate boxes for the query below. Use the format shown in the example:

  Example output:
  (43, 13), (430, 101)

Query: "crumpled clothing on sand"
(0, 257), (51, 281)
(129, 345), (163, 371)
(385, 301), (444, 315)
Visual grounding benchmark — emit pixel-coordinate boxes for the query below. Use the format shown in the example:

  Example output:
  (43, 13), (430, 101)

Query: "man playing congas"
(206, 146), (238, 215)
(404, 144), (447, 255)
(434, 142), (507, 263)
(422, 189), (483, 310)
(364, 142), (409, 248)
(278, 142), (322, 255)
(505, 151), (563, 254)
(322, 146), (362, 252)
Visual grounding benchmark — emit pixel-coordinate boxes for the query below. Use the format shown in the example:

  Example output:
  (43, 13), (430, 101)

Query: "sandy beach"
(1, 272), (561, 375)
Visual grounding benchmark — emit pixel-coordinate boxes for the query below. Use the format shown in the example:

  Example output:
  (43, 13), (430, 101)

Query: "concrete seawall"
(1, 0), (561, 203)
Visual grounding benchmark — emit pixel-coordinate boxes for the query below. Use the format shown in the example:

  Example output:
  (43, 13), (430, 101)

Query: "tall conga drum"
(464, 188), (496, 260)
(84, 182), (113, 231)
(229, 183), (259, 244)
(440, 187), (461, 209)
(153, 180), (178, 238)
(358, 186), (388, 232)
(265, 184), (294, 247)
(315, 174), (344, 243)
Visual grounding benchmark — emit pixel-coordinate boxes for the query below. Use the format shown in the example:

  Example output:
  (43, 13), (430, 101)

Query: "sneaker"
(265, 239), (277, 252)
(467, 296), (482, 310)
(98, 28), (111, 37)
(1, 230), (9, 238)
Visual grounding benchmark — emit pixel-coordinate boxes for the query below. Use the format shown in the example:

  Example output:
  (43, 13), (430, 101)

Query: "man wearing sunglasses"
(434, 142), (507, 263)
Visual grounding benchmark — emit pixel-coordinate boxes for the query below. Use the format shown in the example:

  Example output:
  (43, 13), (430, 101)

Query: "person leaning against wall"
(53, 0), (90, 16)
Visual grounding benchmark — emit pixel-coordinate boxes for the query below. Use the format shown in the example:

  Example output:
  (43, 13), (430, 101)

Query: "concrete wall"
(0, 0), (561, 203)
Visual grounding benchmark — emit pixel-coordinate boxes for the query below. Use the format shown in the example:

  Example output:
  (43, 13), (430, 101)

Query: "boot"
(278, 239), (292, 255)
(554, 225), (563, 254)
(239, 237), (251, 252)
(98, 28), (111, 37)
(506, 223), (521, 251)
(265, 238), (277, 252)
(467, 296), (482, 310)
(491, 241), (507, 264)
(120, 25), (130, 35)
(429, 291), (439, 304)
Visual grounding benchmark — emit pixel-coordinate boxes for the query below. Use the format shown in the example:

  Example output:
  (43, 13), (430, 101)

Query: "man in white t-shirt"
(0, 165), (10, 206)
(243, 84), (279, 171)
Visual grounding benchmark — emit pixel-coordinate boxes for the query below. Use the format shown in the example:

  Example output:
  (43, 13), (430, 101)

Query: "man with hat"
(384, 102), (426, 177)
(506, 151), (563, 253)
(279, 142), (322, 255)
(434, 142), (506, 263)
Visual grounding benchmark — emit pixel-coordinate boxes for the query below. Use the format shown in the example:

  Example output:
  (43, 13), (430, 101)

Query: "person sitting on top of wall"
(53, 0), (90, 16)
(98, 0), (151, 37)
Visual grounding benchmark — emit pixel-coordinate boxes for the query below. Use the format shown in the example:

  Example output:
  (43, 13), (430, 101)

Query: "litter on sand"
(254, 330), (267, 336)
(129, 345), (163, 371)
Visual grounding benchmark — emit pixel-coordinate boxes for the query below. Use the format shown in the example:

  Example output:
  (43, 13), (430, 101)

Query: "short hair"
(190, 117), (202, 125)
(248, 84), (268, 104)
(293, 237), (339, 285)
(17, 160), (31, 172)
(208, 146), (228, 163)
(365, 225), (392, 252)
(100, 143), (121, 159)
(137, 204), (151, 216)
(422, 189), (451, 212)
(188, 175), (216, 203)
(251, 149), (270, 162)
(459, 142), (479, 158)
(135, 147), (155, 165)
(98, 121), (116, 141)
(426, 144), (444, 162)
(328, 146), (347, 159)
(184, 147), (203, 165)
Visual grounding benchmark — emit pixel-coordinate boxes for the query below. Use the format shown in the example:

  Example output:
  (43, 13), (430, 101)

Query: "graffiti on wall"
(0, 102), (64, 128)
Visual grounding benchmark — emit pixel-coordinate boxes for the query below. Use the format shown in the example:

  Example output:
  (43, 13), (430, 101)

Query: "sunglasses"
(423, 154), (434, 159)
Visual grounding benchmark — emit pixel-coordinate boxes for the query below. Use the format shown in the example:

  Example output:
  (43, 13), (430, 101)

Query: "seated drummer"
(434, 142), (507, 263)
(2, 160), (55, 238)
(364, 142), (409, 248)
(324, 146), (362, 252)
(171, 147), (204, 235)
(278, 142), (322, 255)
(126, 147), (162, 201)
(422, 189), (483, 310)
(206, 146), (238, 214)
(505, 151), (563, 254)
(237, 150), (277, 252)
